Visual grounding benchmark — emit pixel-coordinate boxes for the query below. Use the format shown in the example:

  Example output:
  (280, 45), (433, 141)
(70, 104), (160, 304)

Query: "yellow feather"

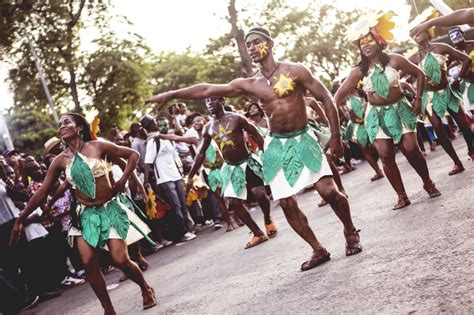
(90, 115), (100, 140)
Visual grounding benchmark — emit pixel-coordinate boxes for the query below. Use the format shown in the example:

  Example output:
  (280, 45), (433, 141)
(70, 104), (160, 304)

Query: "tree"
(5, 109), (57, 158)
(208, 0), (364, 88)
(150, 51), (241, 112)
(81, 32), (154, 134)
(227, 0), (253, 77)
(0, 0), (108, 114)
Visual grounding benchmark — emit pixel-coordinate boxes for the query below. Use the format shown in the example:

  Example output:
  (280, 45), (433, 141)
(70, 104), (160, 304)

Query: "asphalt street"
(25, 138), (473, 314)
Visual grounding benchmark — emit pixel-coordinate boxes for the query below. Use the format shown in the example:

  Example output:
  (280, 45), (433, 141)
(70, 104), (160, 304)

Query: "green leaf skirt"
(262, 125), (332, 200)
(68, 195), (151, 249)
(421, 85), (462, 120)
(365, 97), (417, 144)
(220, 154), (264, 200)
(462, 80), (474, 109)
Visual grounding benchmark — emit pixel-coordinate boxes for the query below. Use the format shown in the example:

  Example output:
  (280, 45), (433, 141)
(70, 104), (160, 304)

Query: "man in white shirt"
(129, 123), (148, 170)
(140, 115), (196, 242)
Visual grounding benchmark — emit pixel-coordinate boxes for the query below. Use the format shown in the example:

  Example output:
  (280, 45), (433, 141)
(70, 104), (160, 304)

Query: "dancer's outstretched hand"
(324, 135), (344, 160)
(144, 92), (173, 112)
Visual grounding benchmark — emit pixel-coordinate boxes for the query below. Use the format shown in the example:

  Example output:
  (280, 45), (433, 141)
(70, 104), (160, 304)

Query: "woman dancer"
(408, 8), (473, 173)
(10, 113), (157, 314)
(335, 12), (441, 209)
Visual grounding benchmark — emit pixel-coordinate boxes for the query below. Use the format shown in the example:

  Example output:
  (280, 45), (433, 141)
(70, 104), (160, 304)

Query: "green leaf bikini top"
(65, 153), (112, 199)
(363, 64), (400, 99)
(421, 52), (447, 85)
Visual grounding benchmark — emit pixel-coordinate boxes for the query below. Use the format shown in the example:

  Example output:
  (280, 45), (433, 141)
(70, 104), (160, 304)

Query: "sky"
(0, 0), (417, 112)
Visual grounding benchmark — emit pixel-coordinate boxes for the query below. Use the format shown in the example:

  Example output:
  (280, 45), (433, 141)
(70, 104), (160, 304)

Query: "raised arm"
(186, 124), (213, 193)
(10, 156), (63, 246)
(410, 9), (474, 38)
(145, 79), (247, 112)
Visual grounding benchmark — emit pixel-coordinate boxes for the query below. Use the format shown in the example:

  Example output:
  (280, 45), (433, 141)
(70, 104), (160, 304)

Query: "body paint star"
(213, 124), (235, 150)
(273, 73), (296, 97)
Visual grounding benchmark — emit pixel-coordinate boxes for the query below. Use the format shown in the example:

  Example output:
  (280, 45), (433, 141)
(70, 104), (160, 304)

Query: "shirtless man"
(186, 96), (276, 249)
(145, 27), (362, 271)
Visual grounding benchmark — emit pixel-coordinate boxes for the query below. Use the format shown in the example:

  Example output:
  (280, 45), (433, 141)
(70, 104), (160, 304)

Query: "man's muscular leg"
(279, 196), (324, 250)
(315, 177), (362, 256)
(280, 196), (330, 271)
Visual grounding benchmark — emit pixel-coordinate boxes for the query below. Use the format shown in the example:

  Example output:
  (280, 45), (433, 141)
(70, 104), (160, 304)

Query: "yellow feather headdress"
(345, 11), (395, 46)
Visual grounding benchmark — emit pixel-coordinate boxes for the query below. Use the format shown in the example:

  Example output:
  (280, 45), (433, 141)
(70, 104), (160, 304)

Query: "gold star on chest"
(212, 124), (235, 150)
(273, 73), (296, 97)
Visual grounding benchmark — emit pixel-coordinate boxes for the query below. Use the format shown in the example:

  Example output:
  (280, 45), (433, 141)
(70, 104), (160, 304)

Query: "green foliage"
(81, 33), (154, 134)
(5, 109), (57, 158)
(150, 51), (241, 112)
(0, 0), (109, 113)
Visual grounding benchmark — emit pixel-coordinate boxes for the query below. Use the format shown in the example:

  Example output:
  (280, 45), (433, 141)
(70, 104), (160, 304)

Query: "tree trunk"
(65, 0), (86, 114)
(228, 0), (253, 78)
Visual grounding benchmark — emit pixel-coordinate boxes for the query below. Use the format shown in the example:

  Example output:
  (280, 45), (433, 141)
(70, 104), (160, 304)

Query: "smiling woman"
(10, 113), (157, 314)
(335, 11), (441, 210)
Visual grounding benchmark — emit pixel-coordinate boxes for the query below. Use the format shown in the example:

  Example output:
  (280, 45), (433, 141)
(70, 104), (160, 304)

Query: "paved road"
(26, 139), (473, 314)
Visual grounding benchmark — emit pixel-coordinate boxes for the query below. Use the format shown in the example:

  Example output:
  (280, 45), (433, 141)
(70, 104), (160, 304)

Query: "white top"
(184, 127), (200, 152)
(131, 137), (147, 167)
(144, 138), (182, 185)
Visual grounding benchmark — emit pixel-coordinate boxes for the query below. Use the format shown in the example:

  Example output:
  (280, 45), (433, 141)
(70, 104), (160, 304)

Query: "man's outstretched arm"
(145, 79), (247, 112)
(410, 9), (474, 37)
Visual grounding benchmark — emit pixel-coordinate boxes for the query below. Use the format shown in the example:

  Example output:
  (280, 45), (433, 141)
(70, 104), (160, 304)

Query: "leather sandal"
(393, 193), (411, 210)
(423, 180), (441, 198)
(244, 235), (268, 249)
(300, 248), (331, 271)
(344, 229), (362, 256)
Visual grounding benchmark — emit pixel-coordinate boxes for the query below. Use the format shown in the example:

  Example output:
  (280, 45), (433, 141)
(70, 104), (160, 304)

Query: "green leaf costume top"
(370, 66), (390, 99)
(70, 154), (96, 199)
(422, 52), (442, 85)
